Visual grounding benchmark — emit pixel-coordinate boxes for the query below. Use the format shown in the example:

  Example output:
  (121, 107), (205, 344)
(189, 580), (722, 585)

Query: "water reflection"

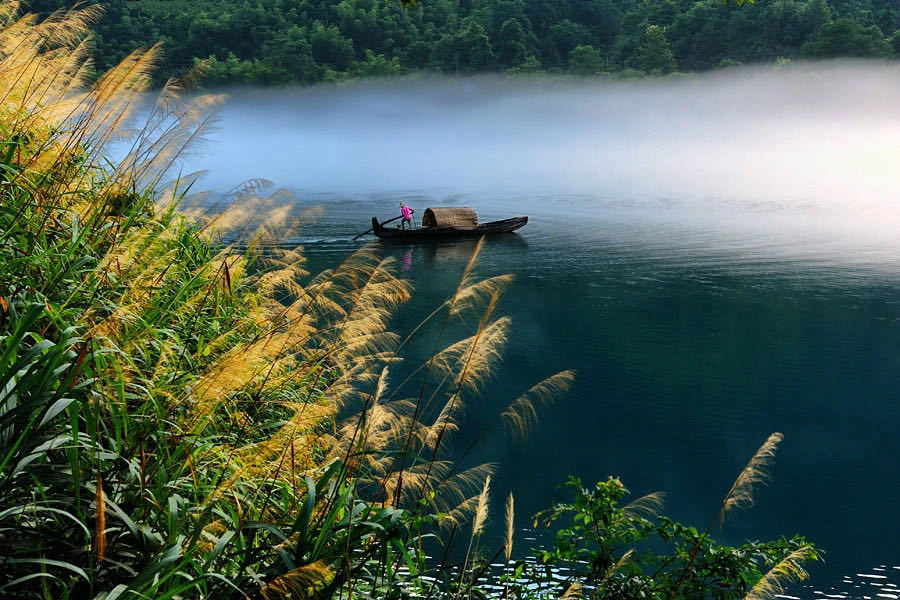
(408, 235), (529, 265)
(368, 235), (530, 268)
(400, 249), (413, 272)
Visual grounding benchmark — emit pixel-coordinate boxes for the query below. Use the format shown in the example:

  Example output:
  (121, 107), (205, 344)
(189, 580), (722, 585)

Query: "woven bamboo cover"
(421, 207), (478, 229)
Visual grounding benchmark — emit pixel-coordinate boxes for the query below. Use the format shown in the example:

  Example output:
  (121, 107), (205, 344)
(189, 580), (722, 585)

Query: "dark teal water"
(247, 193), (899, 598)
(195, 70), (900, 597)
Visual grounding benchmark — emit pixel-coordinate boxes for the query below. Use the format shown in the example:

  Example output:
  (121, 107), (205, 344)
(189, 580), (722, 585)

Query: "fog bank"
(198, 62), (900, 233)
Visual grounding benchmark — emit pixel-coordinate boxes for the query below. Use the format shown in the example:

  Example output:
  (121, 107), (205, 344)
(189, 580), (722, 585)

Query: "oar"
(352, 215), (402, 240)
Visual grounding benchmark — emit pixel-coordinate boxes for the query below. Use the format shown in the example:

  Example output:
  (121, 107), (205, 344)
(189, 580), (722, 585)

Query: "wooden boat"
(372, 207), (527, 240)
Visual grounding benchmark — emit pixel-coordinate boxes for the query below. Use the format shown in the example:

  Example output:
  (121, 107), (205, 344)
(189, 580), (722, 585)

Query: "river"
(195, 64), (900, 597)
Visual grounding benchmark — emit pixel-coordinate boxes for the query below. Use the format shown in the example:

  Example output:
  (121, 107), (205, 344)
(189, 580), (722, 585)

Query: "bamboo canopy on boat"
(421, 207), (478, 230)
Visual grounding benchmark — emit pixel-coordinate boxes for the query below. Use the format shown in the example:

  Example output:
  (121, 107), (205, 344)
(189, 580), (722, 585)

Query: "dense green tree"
(402, 39), (433, 67)
(483, 0), (533, 37)
(667, 2), (733, 70)
(762, 0), (832, 50)
(638, 25), (677, 73)
(261, 26), (319, 82)
(549, 19), (591, 63)
(431, 21), (495, 71)
(569, 43), (605, 74)
(20, 0), (900, 85)
(310, 24), (355, 70)
(495, 18), (532, 66)
(876, 6), (896, 36)
(510, 54), (544, 72)
(801, 17), (892, 56)
(803, 0), (834, 36)
(348, 50), (406, 77)
(571, 0), (623, 49)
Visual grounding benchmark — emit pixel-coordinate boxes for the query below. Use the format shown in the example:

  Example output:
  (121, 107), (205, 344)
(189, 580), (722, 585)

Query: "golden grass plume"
(716, 432), (783, 524)
(500, 370), (575, 444)
(622, 491), (666, 521)
(472, 474), (491, 536)
(259, 560), (335, 600)
(744, 545), (817, 600)
(504, 492), (514, 562)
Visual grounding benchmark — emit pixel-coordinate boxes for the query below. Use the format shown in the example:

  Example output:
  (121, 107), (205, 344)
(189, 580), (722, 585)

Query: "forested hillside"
(30, 0), (899, 84)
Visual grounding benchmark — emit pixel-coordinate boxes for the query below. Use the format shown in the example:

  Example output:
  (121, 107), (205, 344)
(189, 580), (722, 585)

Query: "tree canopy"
(27, 0), (899, 84)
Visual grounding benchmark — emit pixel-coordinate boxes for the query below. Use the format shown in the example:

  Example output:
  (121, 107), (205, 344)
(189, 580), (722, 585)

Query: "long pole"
(352, 215), (402, 240)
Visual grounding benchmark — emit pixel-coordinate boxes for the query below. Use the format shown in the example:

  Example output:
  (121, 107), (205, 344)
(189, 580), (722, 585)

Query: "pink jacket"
(401, 206), (413, 219)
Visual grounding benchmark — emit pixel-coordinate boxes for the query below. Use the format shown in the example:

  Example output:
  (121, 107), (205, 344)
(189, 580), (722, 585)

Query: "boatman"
(399, 202), (415, 230)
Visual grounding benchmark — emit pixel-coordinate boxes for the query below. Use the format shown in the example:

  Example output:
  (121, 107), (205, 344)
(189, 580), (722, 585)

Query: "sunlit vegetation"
(0, 4), (820, 598)
(24, 0), (900, 85)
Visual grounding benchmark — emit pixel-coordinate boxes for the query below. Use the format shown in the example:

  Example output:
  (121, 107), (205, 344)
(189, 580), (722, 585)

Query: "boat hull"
(371, 216), (527, 240)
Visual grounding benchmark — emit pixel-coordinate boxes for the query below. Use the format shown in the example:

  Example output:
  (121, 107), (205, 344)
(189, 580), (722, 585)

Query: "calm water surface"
(242, 194), (900, 598)
(197, 70), (900, 597)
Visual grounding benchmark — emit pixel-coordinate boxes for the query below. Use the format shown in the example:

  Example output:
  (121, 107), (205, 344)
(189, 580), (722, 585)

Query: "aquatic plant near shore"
(515, 435), (819, 600)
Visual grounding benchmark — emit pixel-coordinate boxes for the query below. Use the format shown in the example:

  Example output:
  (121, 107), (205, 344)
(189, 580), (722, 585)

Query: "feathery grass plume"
(715, 432), (783, 524)
(622, 491), (666, 521)
(200, 191), (298, 247)
(372, 365), (389, 409)
(504, 492), (514, 562)
(457, 474), (491, 597)
(671, 433), (788, 598)
(744, 545), (817, 600)
(599, 549), (633, 590)
(218, 403), (335, 482)
(111, 78), (224, 192)
(330, 367), (404, 473)
(452, 237), (486, 307)
(500, 370), (575, 444)
(381, 462), (496, 526)
(379, 460), (496, 509)
(353, 365), (392, 451)
(428, 306), (508, 388)
(472, 474), (491, 536)
(439, 494), (480, 529)
(330, 397), (416, 466)
(258, 561), (335, 600)
(423, 317), (511, 448)
(448, 273), (515, 319)
(451, 292), (503, 393)
(397, 273), (514, 355)
(561, 582), (583, 599)
(421, 316), (511, 390)
(430, 463), (496, 516)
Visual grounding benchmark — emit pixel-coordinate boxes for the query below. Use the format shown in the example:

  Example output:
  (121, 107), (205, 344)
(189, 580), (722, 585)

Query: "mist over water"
(196, 63), (900, 597)
(201, 63), (900, 253)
